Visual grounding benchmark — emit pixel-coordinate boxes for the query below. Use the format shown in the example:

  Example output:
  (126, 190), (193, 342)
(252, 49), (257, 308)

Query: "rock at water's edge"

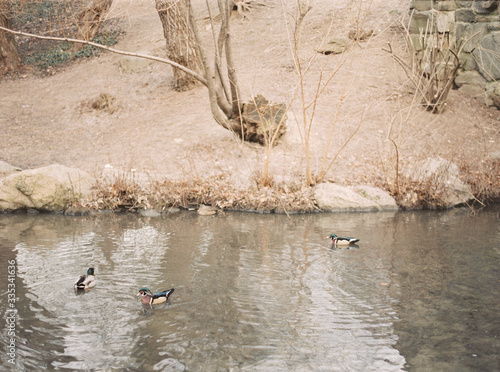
(0, 164), (95, 212)
(314, 183), (398, 212)
(406, 157), (474, 208)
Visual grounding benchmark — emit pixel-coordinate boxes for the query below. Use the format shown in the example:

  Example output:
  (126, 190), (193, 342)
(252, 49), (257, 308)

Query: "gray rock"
(407, 157), (474, 208)
(459, 51), (478, 71)
(313, 183), (398, 212)
(473, 31), (500, 81)
(485, 82), (500, 107)
(435, 1), (456, 11)
(487, 22), (500, 31)
(139, 209), (162, 217)
(436, 11), (454, 33)
(409, 12), (433, 34)
(489, 151), (500, 160)
(353, 185), (399, 210)
(455, 70), (488, 88)
(456, 23), (488, 53)
(456, 1), (473, 7)
(0, 161), (21, 177)
(119, 54), (153, 73)
(0, 164), (95, 212)
(412, 0), (433, 11)
(493, 93), (500, 108)
(456, 8), (476, 23)
(197, 204), (218, 215)
(458, 84), (488, 102)
(474, 0), (498, 14)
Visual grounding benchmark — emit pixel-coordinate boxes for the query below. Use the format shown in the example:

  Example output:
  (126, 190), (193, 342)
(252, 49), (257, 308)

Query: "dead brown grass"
(74, 160), (500, 214)
(375, 155), (500, 210)
(76, 173), (318, 214)
(460, 158), (500, 205)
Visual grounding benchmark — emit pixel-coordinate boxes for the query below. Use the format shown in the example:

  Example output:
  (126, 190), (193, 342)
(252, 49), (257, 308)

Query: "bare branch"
(0, 25), (207, 86)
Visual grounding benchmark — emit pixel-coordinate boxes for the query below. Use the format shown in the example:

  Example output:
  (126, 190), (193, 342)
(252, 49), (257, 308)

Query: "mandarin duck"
(137, 287), (175, 305)
(328, 233), (360, 246)
(74, 267), (96, 290)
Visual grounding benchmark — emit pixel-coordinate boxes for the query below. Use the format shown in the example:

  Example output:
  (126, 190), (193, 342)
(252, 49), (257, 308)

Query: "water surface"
(1, 206), (499, 371)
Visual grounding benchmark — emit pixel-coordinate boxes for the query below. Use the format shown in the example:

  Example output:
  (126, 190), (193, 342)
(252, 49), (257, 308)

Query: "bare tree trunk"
(155, 0), (202, 91)
(74, 0), (113, 49)
(0, 0), (21, 73)
(186, 0), (286, 144)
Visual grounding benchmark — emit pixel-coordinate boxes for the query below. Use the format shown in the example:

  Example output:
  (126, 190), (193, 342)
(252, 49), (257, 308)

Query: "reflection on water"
(0, 206), (499, 371)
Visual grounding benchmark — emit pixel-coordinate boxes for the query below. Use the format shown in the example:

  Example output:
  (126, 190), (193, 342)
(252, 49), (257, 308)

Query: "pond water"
(0, 206), (499, 371)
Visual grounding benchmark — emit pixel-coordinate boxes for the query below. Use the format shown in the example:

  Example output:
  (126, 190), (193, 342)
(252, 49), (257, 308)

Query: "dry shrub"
(81, 173), (317, 214)
(86, 174), (146, 210)
(386, 157), (500, 210)
(150, 175), (317, 213)
(391, 176), (450, 210)
(385, 14), (468, 113)
(460, 158), (500, 204)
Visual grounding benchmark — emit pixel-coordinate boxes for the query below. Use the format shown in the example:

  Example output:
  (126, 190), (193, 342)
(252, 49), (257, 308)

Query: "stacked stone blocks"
(409, 0), (500, 109)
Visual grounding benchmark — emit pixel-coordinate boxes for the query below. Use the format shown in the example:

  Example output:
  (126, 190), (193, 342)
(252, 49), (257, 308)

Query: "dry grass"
(460, 158), (500, 205)
(385, 13), (466, 113)
(71, 158), (500, 214)
(388, 177), (454, 210)
(376, 154), (500, 210)
(75, 173), (318, 214)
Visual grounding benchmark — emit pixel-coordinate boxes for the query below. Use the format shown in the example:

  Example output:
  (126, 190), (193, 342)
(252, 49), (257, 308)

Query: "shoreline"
(1, 162), (499, 216)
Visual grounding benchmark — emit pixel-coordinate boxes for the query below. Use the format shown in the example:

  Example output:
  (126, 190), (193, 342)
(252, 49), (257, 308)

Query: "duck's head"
(328, 234), (338, 240)
(137, 288), (153, 298)
(87, 267), (95, 275)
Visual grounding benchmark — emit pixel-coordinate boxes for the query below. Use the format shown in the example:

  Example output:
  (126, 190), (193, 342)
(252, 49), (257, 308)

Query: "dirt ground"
(1, 0), (499, 193)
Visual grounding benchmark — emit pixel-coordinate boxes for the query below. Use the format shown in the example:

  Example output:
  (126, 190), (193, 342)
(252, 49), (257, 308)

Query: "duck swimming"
(74, 267), (96, 290)
(328, 234), (360, 246)
(137, 287), (175, 305)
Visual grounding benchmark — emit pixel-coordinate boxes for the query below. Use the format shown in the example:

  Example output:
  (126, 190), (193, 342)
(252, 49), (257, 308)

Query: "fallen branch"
(0, 25), (207, 86)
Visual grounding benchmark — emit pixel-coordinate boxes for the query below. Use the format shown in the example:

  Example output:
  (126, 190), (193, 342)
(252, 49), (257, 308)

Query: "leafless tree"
(186, 0), (286, 144)
(0, 0), (285, 145)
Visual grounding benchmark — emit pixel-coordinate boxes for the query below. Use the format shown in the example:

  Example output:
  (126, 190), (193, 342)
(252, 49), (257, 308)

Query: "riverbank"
(1, 160), (498, 216)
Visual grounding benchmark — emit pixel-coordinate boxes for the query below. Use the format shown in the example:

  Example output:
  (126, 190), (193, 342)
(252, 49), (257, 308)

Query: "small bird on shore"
(137, 287), (175, 305)
(74, 267), (96, 290)
(328, 234), (360, 246)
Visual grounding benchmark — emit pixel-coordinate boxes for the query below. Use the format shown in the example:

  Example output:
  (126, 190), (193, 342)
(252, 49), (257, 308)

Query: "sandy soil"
(1, 0), (499, 191)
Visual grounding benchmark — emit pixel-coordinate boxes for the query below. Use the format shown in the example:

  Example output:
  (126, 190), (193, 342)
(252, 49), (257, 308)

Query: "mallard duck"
(74, 267), (96, 290)
(137, 287), (174, 305)
(328, 234), (360, 246)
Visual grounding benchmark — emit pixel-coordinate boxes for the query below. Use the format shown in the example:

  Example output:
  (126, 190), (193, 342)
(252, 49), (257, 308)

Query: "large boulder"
(406, 157), (474, 208)
(313, 183), (398, 212)
(0, 164), (95, 212)
(473, 31), (500, 81)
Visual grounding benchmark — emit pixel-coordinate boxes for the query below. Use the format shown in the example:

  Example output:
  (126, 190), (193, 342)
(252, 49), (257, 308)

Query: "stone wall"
(409, 0), (500, 109)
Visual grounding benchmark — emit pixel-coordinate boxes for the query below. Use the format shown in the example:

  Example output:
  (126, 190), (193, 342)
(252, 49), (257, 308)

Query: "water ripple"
(2, 209), (499, 371)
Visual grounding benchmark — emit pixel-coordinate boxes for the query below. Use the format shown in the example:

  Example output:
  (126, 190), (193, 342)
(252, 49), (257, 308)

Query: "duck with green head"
(74, 267), (96, 290)
(137, 287), (175, 305)
(328, 234), (360, 246)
